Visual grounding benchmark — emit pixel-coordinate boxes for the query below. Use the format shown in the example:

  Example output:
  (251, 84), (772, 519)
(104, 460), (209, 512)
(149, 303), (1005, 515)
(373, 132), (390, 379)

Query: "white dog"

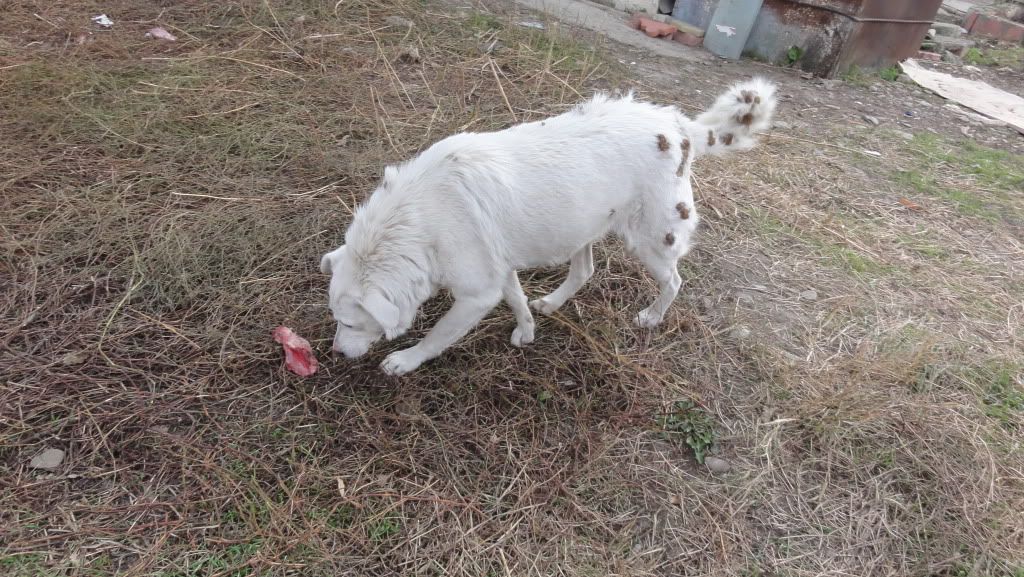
(322, 78), (776, 375)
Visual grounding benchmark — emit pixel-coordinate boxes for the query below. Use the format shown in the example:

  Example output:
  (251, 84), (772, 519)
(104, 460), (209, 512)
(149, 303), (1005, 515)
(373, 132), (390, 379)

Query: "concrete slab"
(511, 0), (709, 61)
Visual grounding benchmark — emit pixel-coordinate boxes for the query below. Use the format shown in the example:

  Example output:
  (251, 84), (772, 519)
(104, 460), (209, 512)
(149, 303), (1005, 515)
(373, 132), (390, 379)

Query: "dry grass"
(2, 1), (1024, 576)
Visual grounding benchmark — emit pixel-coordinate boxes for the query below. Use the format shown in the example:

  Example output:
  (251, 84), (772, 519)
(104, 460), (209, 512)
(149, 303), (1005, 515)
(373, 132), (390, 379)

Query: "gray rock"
(734, 291), (754, 304)
(385, 15), (414, 29)
(60, 351), (87, 365)
(705, 456), (731, 473)
(932, 22), (965, 37)
(862, 114), (880, 126)
(773, 120), (792, 130)
(30, 448), (65, 470)
(800, 289), (819, 301)
(729, 326), (751, 340)
(896, 74), (915, 85)
(896, 130), (915, 141)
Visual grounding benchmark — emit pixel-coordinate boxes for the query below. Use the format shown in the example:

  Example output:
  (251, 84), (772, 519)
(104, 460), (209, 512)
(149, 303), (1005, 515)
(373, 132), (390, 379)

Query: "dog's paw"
(529, 297), (559, 315)
(381, 348), (425, 376)
(511, 323), (535, 347)
(635, 307), (663, 329)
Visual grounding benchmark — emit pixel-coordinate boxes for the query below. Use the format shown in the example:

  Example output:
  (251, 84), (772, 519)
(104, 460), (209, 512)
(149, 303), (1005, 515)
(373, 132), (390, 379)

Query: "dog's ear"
(362, 290), (400, 337)
(320, 246), (346, 274)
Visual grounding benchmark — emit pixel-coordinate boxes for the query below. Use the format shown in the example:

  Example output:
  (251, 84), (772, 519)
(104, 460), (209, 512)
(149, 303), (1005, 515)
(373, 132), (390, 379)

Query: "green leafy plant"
(369, 518), (401, 542)
(786, 46), (804, 66)
(657, 400), (716, 463)
(879, 65), (901, 81)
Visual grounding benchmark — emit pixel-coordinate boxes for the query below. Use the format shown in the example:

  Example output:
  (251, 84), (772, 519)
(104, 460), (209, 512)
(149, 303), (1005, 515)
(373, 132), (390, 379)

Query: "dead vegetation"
(2, 1), (1023, 576)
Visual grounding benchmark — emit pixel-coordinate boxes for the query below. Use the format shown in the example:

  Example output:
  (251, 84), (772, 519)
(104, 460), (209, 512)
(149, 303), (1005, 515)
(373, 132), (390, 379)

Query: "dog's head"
(320, 245), (402, 358)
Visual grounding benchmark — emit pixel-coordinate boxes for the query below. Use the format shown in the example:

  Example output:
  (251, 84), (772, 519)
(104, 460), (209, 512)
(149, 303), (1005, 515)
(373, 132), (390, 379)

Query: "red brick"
(965, 12), (1024, 43)
(964, 10), (979, 31)
(672, 30), (703, 47)
(629, 15), (676, 38)
(917, 51), (941, 61)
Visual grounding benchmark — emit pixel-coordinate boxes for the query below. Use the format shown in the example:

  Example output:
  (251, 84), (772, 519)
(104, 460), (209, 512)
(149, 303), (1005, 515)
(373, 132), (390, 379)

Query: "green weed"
(657, 400), (716, 463)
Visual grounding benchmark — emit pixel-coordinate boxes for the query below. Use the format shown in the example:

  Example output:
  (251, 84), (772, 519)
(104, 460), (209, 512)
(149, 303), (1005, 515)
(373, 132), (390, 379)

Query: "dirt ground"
(2, 1), (1023, 576)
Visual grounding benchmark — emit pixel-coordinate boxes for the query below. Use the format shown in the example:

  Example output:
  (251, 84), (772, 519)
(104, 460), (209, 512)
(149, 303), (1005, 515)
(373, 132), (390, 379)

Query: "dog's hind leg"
(530, 243), (594, 315)
(503, 271), (535, 346)
(634, 246), (682, 329)
(381, 289), (502, 376)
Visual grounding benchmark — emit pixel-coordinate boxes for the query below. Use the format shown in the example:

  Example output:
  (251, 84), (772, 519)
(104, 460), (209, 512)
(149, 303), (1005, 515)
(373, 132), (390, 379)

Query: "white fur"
(322, 78), (777, 375)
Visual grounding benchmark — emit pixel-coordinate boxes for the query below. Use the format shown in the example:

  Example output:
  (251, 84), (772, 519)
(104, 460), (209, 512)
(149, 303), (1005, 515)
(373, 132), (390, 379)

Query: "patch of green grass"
(822, 244), (886, 275)
(0, 554), (51, 577)
(895, 169), (993, 219)
(162, 540), (261, 577)
(892, 134), (1024, 219)
(368, 517), (401, 542)
(749, 209), (888, 276)
(657, 400), (716, 463)
(537, 388), (553, 404)
(879, 65), (901, 81)
(841, 66), (871, 87)
(964, 45), (1024, 69)
(307, 504), (355, 529)
(972, 362), (1024, 427)
(466, 12), (504, 32)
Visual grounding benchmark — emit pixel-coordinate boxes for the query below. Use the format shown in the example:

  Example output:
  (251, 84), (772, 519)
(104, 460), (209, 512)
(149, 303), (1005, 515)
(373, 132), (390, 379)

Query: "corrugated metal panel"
(704, 0), (766, 59)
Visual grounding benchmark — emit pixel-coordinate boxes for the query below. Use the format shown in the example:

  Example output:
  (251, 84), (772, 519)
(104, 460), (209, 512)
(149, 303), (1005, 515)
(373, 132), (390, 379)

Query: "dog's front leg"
(381, 291), (502, 376)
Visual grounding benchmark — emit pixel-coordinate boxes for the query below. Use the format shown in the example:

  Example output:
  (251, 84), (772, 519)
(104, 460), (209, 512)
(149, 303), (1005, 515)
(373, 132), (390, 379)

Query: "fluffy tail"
(688, 77), (777, 158)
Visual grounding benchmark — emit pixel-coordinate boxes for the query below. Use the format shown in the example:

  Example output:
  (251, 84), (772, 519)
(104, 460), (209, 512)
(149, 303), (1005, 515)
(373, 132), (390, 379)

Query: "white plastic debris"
(902, 59), (1024, 134)
(715, 24), (737, 37)
(518, 21), (544, 29)
(145, 27), (177, 41)
(91, 14), (113, 28)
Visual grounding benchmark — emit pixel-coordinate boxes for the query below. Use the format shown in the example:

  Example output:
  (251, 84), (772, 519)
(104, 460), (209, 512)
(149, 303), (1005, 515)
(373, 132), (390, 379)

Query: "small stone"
(30, 448), (65, 470)
(896, 130), (914, 140)
(478, 39), (503, 54)
(932, 22), (963, 38)
(773, 120), (791, 130)
(293, 15), (308, 24)
(385, 15), (414, 28)
(149, 425), (170, 434)
(729, 326), (751, 340)
(395, 44), (420, 63)
(941, 50), (960, 64)
(800, 289), (818, 301)
(862, 114), (880, 126)
(60, 351), (87, 365)
(896, 74), (914, 85)
(705, 456), (731, 473)
(963, 65), (982, 73)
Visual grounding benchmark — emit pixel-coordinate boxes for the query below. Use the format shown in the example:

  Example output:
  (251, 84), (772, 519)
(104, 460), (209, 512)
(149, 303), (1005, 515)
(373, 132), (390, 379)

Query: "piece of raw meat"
(272, 326), (318, 376)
